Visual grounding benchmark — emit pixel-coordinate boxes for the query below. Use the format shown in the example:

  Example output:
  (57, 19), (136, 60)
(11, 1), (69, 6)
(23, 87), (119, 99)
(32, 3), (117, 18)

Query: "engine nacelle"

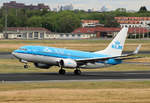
(60, 59), (77, 68)
(34, 63), (51, 69)
(105, 59), (122, 65)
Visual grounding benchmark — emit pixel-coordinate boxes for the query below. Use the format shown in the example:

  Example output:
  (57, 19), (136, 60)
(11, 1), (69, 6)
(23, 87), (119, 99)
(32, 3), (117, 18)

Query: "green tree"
(56, 11), (81, 33)
(26, 10), (42, 17)
(27, 16), (43, 27)
(103, 14), (120, 27)
(115, 8), (126, 12)
(139, 6), (148, 13)
(42, 12), (59, 32)
(0, 19), (3, 32)
(41, 8), (49, 16)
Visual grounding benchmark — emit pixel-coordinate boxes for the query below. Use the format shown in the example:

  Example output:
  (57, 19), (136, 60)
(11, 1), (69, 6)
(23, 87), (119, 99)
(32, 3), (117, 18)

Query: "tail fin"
(95, 27), (128, 56)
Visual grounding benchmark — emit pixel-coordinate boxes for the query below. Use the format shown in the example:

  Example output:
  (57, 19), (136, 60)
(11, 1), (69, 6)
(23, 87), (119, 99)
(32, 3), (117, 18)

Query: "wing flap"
(115, 56), (142, 60)
(76, 56), (117, 62)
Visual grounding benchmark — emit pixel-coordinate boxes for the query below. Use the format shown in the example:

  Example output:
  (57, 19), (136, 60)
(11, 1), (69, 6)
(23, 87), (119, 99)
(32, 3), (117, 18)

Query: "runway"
(0, 52), (14, 59)
(1, 71), (150, 82)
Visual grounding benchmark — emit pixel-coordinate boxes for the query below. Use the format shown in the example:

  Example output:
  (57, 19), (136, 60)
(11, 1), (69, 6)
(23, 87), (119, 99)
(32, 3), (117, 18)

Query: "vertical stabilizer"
(95, 27), (128, 56)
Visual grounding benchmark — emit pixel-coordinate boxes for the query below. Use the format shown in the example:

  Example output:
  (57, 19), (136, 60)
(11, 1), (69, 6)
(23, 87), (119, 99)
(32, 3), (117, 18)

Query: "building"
(128, 27), (150, 38)
(88, 9), (94, 12)
(4, 27), (51, 39)
(100, 6), (108, 12)
(0, 33), (4, 39)
(2, 27), (149, 40)
(72, 27), (120, 38)
(49, 32), (93, 39)
(60, 4), (73, 11)
(3, 1), (50, 11)
(53, 8), (58, 12)
(81, 20), (100, 27)
(73, 27), (150, 38)
(115, 17), (150, 28)
(72, 27), (97, 39)
(95, 27), (121, 38)
(3, 27), (92, 39)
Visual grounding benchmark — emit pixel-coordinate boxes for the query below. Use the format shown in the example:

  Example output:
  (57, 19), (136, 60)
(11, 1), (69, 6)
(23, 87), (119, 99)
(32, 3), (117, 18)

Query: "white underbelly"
(14, 53), (59, 65)
(80, 63), (111, 69)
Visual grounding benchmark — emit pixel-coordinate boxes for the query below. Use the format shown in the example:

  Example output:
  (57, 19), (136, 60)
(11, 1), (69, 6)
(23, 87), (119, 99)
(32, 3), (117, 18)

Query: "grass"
(0, 59), (53, 73)
(1, 81), (150, 90)
(0, 81), (150, 103)
(0, 39), (150, 52)
(0, 39), (150, 44)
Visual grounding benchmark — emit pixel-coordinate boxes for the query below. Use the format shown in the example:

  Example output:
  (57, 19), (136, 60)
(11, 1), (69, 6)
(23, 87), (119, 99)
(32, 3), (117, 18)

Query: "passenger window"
(19, 48), (27, 51)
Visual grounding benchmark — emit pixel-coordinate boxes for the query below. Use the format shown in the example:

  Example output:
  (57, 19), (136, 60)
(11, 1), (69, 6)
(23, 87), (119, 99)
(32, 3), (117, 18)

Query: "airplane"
(12, 27), (141, 75)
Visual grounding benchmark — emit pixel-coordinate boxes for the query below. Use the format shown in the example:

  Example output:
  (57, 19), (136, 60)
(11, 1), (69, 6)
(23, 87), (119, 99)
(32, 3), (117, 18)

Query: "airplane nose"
(12, 52), (18, 58)
(12, 52), (15, 56)
(12, 52), (15, 55)
(12, 51), (22, 59)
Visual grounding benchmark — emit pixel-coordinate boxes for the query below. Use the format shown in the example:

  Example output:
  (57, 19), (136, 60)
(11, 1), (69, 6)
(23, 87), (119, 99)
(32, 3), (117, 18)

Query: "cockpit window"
(19, 48), (27, 51)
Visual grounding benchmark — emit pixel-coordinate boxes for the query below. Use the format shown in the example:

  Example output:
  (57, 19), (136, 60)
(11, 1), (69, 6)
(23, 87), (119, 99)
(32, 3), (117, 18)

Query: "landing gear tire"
(59, 69), (66, 75)
(24, 65), (29, 69)
(74, 69), (81, 75)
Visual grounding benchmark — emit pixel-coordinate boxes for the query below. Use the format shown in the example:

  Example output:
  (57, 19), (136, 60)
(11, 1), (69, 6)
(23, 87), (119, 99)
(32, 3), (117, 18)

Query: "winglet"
(133, 44), (142, 54)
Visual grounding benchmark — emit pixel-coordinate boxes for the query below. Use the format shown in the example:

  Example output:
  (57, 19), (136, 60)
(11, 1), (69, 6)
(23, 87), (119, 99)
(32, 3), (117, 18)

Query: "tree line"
(0, 7), (150, 33)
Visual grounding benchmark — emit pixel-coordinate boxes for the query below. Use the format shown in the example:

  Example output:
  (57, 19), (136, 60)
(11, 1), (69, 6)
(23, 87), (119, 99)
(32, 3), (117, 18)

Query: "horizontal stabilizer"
(122, 44), (142, 57)
(133, 44), (141, 54)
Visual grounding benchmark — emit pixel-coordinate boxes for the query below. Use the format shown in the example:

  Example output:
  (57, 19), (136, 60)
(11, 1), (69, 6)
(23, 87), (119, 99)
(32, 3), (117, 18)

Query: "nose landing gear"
(24, 63), (29, 69)
(20, 59), (29, 69)
(24, 64), (29, 68)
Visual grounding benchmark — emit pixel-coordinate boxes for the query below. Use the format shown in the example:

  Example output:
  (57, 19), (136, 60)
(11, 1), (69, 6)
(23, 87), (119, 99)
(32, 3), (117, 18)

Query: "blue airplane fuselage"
(13, 45), (122, 69)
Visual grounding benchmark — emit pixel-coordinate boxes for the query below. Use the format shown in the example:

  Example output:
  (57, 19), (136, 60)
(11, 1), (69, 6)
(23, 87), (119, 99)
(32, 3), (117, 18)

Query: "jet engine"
(59, 59), (77, 68)
(34, 63), (51, 69)
(105, 59), (122, 65)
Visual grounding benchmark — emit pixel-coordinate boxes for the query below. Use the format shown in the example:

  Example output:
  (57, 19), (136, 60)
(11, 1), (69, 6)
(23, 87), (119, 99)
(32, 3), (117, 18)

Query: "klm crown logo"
(44, 48), (51, 52)
(112, 41), (123, 50)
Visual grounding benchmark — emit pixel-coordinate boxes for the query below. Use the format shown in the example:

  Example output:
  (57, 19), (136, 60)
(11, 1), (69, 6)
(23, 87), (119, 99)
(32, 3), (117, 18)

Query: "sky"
(0, 0), (150, 11)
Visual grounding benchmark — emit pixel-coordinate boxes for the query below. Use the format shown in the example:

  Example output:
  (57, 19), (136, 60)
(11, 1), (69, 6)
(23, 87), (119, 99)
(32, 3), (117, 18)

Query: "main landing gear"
(59, 69), (66, 75)
(58, 61), (81, 75)
(58, 63), (66, 75)
(58, 68), (81, 75)
(74, 68), (81, 75)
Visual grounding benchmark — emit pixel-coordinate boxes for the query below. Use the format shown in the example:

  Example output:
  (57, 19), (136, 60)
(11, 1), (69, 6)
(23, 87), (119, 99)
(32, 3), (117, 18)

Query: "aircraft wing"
(76, 45), (141, 63)
(76, 56), (119, 63)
